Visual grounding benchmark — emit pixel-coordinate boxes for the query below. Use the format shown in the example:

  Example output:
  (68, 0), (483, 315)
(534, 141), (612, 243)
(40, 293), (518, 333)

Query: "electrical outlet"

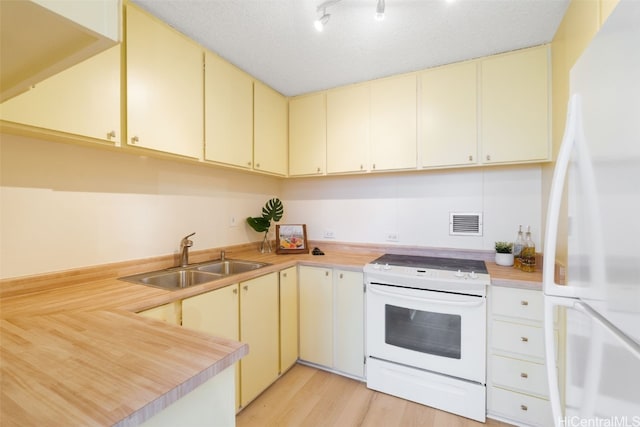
(229, 216), (238, 227)
(386, 232), (399, 242)
(324, 229), (335, 239)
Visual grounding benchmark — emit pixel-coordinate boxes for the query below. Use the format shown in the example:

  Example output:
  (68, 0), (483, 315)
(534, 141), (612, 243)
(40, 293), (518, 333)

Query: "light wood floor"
(237, 364), (513, 427)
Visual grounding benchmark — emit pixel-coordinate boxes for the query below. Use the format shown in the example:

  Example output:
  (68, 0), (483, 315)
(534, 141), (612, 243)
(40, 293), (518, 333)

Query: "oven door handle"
(368, 285), (485, 307)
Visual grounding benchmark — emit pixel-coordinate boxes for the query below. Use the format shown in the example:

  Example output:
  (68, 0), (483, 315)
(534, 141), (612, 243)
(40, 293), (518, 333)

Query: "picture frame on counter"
(276, 224), (309, 254)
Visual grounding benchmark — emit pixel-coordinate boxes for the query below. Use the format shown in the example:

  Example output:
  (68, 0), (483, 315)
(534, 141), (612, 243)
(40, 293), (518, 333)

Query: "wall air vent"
(449, 212), (483, 236)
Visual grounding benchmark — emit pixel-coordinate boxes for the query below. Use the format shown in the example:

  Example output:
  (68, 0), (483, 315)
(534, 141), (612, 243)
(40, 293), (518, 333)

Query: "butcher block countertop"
(0, 242), (542, 426)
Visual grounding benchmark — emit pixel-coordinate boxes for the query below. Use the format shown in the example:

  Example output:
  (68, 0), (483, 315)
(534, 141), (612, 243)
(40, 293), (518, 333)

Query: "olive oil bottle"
(513, 225), (524, 269)
(520, 226), (536, 272)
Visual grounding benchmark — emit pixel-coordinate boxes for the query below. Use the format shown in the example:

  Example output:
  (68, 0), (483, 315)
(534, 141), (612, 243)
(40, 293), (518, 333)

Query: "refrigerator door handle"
(544, 296), (564, 427)
(543, 95), (581, 298)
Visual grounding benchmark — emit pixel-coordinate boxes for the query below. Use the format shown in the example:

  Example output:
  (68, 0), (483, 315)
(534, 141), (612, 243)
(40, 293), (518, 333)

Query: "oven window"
(385, 304), (461, 359)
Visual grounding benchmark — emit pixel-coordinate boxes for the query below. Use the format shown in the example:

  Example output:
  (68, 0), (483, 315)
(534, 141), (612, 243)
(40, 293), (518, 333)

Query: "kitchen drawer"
(489, 386), (553, 427)
(492, 320), (545, 359)
(491, 355), (549, 397)
(492, 287), (543, 322)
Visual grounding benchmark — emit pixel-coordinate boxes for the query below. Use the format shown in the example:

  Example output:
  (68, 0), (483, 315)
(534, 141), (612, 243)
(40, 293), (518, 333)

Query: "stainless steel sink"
(120, 259), (270, 290)
(195, 260), (269, 275)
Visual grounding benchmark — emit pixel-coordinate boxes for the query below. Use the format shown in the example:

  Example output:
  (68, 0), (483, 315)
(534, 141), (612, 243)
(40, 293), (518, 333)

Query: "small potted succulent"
(494, 241), (514, 266)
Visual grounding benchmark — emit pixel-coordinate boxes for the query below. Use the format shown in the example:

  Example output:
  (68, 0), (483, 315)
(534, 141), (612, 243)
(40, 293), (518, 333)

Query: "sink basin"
(195, 259), (270, 275)
(119, 259), (270, 290)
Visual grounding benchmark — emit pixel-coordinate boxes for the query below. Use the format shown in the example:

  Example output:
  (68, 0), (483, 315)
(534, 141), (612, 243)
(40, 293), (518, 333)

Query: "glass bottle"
(520, 226), (536, 272)
(513, 225), (524, 269)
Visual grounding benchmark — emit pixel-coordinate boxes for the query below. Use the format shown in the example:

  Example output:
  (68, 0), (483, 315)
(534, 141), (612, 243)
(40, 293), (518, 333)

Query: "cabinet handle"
(131, 136), (139, 144)
(247, 161), (252, 166)
(107, 130), (116, 140)
(521, 300), (529, 306)
(325, 271), (329, 277)
(372, 164), (375, 170)
(486, 154), (491, 161)
(317, 167), (321, 173)
(339, 273), (343, 279)
(468, 155), (473, 162)
(256, 163), (260, 168)
(521, 336), (529, 342)
(243, 285), (248, 291)
(282, 273), (287, 278)
(520, 372), (529, 379)
(233, 288), (238, 294)
(520, 405), (528, 411)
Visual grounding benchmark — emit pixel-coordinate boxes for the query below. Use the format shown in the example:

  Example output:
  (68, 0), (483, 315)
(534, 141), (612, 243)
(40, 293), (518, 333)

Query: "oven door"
(367, 282), (486, 384)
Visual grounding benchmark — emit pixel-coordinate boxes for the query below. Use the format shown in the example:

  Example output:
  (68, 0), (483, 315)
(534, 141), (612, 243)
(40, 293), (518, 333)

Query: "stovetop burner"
(370, 254), (488, 274)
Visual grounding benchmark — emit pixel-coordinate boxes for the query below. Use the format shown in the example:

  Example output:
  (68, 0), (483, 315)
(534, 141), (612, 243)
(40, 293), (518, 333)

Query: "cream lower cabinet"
(239, 272), (280, 408)
(181, 284), (241, 410)
(125, 4), (203, 159)
(480, 45), (550, 164)
(487, 286), (556, 426)
(138, 301), (181, 326)
(289, 92), (326, 176)
(0, 44), (121, 144)
(279, 267), (299, 373)
(299, 266), (365, 379)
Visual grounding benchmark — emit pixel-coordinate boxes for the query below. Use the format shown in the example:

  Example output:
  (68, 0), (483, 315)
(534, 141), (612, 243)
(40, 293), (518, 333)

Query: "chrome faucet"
(179, 232), (195, 267)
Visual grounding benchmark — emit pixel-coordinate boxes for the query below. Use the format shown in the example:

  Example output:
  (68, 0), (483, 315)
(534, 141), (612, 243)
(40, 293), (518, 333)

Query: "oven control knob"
(372, 263), (380, 270)
(454, 269), (465, 278)
(383, 263), (392, 270)
(469, 271), (478, 279)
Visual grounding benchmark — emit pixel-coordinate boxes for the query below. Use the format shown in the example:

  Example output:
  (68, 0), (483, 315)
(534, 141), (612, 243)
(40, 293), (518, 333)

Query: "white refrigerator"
(544, 1), (640, 426)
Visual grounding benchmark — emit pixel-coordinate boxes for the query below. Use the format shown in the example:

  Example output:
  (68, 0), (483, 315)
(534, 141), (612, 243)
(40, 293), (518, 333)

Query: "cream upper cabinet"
(239, 273), (279, 408)
(0, 0), (119, 102)
(204, 51), (253, 169)
(420, 61), (478, 167)
(370, 74), (417, 171)
(299, 266), (333, 367)
(279, 267), (298, 373)
(0, 44), (121, 144)
(254, 81), (288, 176)
(289, 92), (326, 176)
(181, 284), (241, 410)
(333, 269), (365, 379)
(125, 4), (203, 159)
(326, 84), (370, 174)
(480, 45), (550, 164)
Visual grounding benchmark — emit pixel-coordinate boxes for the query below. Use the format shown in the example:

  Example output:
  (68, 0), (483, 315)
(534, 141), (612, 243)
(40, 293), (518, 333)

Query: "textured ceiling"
(131, 0), (570, 97)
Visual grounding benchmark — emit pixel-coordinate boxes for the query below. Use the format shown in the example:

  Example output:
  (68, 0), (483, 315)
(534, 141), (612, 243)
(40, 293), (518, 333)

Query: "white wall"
(0, 134), (281, 279)
(281, 166), (542, 251)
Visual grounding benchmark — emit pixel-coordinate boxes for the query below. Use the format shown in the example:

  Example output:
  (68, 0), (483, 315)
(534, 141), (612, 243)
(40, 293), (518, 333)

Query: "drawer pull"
(520, 404), (528, 411)
(520, 300), (529, 306)
(520, 372), (529, 379)
(521, 336), (529, 342)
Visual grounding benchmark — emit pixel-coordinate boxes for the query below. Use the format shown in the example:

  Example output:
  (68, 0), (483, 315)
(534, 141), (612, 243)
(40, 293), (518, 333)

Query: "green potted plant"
(246, 198), (284, 253)
(494, 241), (514, 266)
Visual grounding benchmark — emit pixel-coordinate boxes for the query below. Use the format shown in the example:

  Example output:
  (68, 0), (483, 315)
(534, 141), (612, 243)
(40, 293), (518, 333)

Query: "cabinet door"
(326, 84), (369, 174)
(334, 269), (364, 378)
(126, 4), (203, 159)
(370, 74), (417, 171)
(239, 273), (279, 408)
(181, 284), (240, 410)
(254, 81), (288, 176)
(298, 266), (333, 367)
(481, 45), (550, 164)
(279, 267), (298, 373)
(420, 61), (478, 167)
(138, 301), (181, 326)
(0, 44), (121, 144)
(204, 51), (253, 169)
(289, 93), (326, 176)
